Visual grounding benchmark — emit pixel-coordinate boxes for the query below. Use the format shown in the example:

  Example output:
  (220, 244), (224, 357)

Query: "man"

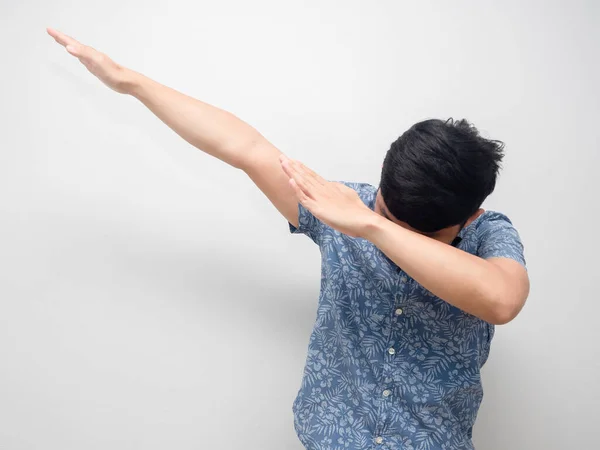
(47, 28), (529, 450)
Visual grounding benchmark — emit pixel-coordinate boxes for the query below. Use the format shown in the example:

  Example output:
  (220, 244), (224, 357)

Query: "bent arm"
(361, 215), (530, 325)
(279, 156), (530, 324)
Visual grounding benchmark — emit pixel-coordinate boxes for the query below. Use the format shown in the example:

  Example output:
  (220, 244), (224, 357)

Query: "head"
(375, 118), (504, 245)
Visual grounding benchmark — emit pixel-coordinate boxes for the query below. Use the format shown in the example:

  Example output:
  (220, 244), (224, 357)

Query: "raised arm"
(47, 28), (300, 228)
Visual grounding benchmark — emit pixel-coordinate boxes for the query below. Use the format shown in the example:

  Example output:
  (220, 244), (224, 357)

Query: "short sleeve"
(477, 212), (527, 269)
(287, 180), (375, 245)
(288, 201), (324, 245)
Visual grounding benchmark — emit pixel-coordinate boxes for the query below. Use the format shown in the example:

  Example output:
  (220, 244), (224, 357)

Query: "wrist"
(358, 210), (388, 240)
(122, 69), (148, 97)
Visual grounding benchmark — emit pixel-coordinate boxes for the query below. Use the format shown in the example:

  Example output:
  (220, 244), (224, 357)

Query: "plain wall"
(1, 0), (598, 449)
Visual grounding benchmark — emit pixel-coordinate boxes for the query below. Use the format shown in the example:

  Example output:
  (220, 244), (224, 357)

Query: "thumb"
(66, 43), (93, 59)
(66, 44), (80, 56)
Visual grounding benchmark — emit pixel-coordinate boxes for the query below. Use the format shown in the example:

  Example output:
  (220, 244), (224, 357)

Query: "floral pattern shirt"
(288, 181), (527, 450)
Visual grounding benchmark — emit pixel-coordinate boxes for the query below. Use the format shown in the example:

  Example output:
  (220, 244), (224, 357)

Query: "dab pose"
(47, 28), (529, 450)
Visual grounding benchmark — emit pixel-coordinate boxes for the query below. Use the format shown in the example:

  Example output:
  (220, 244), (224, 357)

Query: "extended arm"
(127, 73), (300, 227)
(47, 27), (300, 228)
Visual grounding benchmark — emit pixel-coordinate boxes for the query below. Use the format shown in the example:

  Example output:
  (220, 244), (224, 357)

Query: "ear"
(465, 208), (485, 227)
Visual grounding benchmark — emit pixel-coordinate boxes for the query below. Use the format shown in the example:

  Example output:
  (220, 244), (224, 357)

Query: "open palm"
(279, 155), (375, 238)
(47, 27), (131, 94)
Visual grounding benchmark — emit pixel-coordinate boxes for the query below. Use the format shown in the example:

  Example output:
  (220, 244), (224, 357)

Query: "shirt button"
(388, 347), (396, 355)
(375, 436), (384, 444)
(395, 308), (403, 316)
(382, 389), (391, 397)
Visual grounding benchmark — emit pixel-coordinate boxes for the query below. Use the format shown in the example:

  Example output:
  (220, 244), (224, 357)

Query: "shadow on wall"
(78, 215), (320, 340)
(32, 211), (544, 449)
(473, 340), (542, 449)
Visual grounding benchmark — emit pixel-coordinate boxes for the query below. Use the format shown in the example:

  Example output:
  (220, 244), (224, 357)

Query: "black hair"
(379, 118), (504, 233)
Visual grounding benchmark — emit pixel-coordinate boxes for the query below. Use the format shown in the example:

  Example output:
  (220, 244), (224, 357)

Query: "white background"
(1, 1), (598, 449)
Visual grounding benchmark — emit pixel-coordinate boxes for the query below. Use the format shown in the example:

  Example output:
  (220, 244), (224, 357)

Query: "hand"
(46, 27), (134, 94)
(279, 154), (376, 238)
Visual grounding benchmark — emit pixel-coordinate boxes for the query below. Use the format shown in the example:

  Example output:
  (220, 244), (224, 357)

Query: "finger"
(279, 154), (299, 180)
(279, 155), (319, 189)
(295, 160), (327, 186)
(47, 27), (80, 48)
(289, 178), (314, 209)
(288, 159), (320, 191)
(279, 154), (293, 177)
(68, 42), (104, 64)
(46, 28), (96, 61)
(66, 43), (92, 58)
(280, 158), (317, 198)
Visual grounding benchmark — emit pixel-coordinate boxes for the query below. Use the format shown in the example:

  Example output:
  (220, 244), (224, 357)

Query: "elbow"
(488, 305), (518, 325)
(232, 136), (270, 172)
(486, 296), (524, 325)
(482, 264), (530, 325)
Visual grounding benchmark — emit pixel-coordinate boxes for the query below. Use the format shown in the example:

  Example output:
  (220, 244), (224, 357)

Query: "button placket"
(394, 271), (410, 320)
(374, 269), (407, 446)
(374, 270), (405, 447)
(374, 279), (402, 447)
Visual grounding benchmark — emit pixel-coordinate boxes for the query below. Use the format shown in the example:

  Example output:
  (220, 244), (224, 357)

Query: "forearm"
(361, 214), (513, 324)
(124, 70), (265, 169)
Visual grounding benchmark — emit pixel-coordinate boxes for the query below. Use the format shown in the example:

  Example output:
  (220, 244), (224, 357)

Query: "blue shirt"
(288, 181), (526, 450)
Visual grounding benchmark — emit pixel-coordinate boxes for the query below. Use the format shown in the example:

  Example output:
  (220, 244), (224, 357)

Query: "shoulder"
(469, 210), (518, 232)
(464, 210), (526, 266)
(461, 210), (522, 242)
